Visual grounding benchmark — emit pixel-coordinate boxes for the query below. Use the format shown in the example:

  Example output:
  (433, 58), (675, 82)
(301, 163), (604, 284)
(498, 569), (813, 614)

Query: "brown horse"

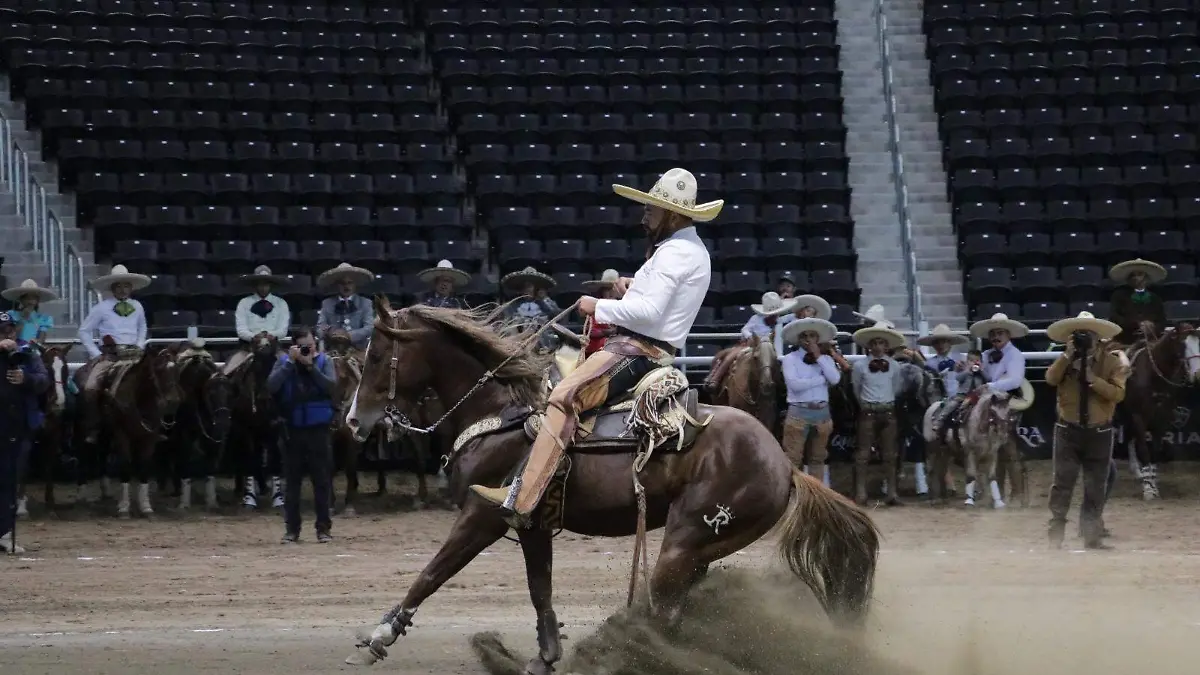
(73, 345), (183, 517)
(1120, 320), (1197, 500)
(343, 299), (880, 672)
(225, 334), (283, 508)
(17, 344), (72, 515)
(169, 343), (233, 511)
(707, 335), (779, 431)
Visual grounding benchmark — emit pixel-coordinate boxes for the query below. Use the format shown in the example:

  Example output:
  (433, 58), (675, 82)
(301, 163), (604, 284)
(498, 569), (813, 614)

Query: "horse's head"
(1171, 321), (1200, 383)
(1145, 322), (1196, 385)
(142, 344), (183, 416)
(330, 353), (364, 429)
(325, 327), (354, 355)
(900, 362), (944, 409)
(346, 296), (544, 442)
(204, 372), (234, 439)
(252, 333), (279, 359)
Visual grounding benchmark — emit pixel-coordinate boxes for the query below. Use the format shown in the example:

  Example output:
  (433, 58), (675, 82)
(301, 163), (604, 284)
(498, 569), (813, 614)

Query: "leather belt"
(791, 401), (829, 409)
(614, 328), (678, 356)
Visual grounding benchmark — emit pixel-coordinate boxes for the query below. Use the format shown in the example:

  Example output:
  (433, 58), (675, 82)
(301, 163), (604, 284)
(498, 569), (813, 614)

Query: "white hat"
(852, 304), (895, 329)
(969, 313), (1030, 339)
(581, 268), (620, 292)
(1109, 258), (1167, 285)
(790, 294), (832, 321)
(318, 262), (374, 289)
(416, 259), (471, 287)
(90, 264), (151, 291)
(502, 266), (556, 291)
(238, 265), (289, 287)
(1046, 311), (1122, 344)
(853, 321), (906, 350)
(781, 317), (837, 345)
(751, 291), (797, 317)
(612, 168), (724, 222)
(916, 323), (969, 347)
(1, 278), (58, 303)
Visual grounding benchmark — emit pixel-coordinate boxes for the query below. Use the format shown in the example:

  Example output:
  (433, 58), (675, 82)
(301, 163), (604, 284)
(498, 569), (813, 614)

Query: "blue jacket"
(266, 352), (337, 428)
(2, 340), (49, 432)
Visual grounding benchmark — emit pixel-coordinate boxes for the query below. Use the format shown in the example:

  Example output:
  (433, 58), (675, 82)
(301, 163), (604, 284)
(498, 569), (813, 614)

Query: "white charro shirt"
(740, 314), (775, 340)
(982, 341), (1026, 393)
(781, 351), (840, 403)
(78, 298), (148, 359)
(235, 293), (291, 341)
(593, 226), (711, 349)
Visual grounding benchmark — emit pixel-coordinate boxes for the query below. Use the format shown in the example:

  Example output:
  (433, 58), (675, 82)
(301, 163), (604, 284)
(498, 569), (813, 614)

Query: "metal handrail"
(874, 0), (924, 332)
(0, 107), (88, 324)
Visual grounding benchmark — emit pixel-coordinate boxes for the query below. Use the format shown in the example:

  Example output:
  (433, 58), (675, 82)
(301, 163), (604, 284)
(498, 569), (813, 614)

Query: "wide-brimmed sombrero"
(317, 262), (373, 289)
(969, 312), (1030, 339)
(581, 268), (620, 292)
(91, 264), (151, 291)
(1, 278), (58, 303)
(917, 323), (969, 347)
(751, 291), (796, 317)
(612, 167), (724, 222)
(238, 265), (289, 288)
(502, 266), (556, 292)
(416, 259), (471, 287)
(791, 294), (832, 321)
(781, 317), (837, 345)
(1046, 311), (1122, 344)
(852, 303), (895, 329)
(1109, 258), (1167, 285)
(854, 320), (906, 350)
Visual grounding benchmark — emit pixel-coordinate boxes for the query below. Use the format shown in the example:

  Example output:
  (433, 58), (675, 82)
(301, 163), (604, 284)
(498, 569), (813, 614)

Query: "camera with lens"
(1071, 330), (1092, 355)
(299, 345), (312, 356)
(2, 348), (28, 370)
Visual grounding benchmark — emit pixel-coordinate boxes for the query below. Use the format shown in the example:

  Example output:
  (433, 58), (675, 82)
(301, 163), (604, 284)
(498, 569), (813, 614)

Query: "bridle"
(1142, 330), (1191, 389)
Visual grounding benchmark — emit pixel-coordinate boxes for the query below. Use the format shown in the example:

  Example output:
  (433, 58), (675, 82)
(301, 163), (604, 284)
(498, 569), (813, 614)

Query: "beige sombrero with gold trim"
(1046, 311), (1122, 344)
(416, 259), (471, 287)
(613, 168), (724, 222)
(751, 291), (797, 317)
(1109, 258), (1167, 285)
(318, 262), (374, 289)
(969, 313), (1030, 339)
(917, 323), (969, 347)
(1, 278), (58, 303)
(791, 294), (832, 321)
(781, 317), (838, 345)
(91, 264), (151, 291)
(502, 266), (556, 292)
(853, 321), (906, 350)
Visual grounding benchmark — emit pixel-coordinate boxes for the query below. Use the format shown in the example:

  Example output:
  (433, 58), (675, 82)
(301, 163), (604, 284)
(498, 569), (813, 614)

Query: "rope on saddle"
(577, 315), (593, 368)
(626, 452), (653, 612)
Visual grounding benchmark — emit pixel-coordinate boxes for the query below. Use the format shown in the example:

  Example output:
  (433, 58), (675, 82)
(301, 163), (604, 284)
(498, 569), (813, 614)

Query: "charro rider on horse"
(316, 262), (375, 350)
(77, 265), (151, 444)
(225, 265), (291, 375)
(501, 266), (562, 353)
(416, 259), (471, 309)
(702, 291), (794, 393)
(1107, 258), (1167, 347)
(469, 167), (722, 524)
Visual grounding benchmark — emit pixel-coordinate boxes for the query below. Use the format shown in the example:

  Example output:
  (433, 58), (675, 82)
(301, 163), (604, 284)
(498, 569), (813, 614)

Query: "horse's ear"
(373, 294), (392, 318)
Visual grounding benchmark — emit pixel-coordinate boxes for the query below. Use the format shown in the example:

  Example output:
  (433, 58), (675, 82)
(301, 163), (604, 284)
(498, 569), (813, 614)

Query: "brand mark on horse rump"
(702, 504), (734, 534)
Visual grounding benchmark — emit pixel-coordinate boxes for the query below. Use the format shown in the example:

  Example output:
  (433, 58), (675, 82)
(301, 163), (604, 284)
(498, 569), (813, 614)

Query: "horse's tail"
(776, 468), (880, 628)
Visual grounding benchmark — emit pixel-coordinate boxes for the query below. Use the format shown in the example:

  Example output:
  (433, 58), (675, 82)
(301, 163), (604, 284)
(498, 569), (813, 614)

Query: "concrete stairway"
(836, 0), (913, 332)
(0, 74), (105, 339)
(879, 0), (969, 330)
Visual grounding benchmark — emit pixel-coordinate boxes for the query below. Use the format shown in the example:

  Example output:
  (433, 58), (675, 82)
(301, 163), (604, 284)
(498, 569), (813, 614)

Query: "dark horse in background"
(167, 342), (233, 511)
(72, 344), (182, 517)
(705, 335), (780, 433)
(343, 299), (880, 674)
(17, 344), (74, 515)
(224, 334), (284, 510)
(1119, 320), (1199, 500)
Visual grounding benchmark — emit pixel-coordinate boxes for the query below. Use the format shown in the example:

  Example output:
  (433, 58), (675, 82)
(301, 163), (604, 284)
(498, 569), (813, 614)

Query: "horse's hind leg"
(516, 529), (562, 675)
(352, 503), (509, 664)
(342, 435), (359, 517)
(963, 442), (980, 506)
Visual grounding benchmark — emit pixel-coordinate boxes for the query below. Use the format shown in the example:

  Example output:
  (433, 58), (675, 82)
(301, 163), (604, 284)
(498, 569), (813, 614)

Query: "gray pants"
(1049, 422), (1114, 546)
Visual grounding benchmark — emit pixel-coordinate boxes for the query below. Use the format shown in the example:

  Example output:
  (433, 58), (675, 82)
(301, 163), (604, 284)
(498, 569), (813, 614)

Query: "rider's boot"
(884, 457), (904, 506)
(1047, 518), (1066, 549)
(703, 352), (734, 394)
(242, 476), (259, 508)
(470, 406), (572, 527)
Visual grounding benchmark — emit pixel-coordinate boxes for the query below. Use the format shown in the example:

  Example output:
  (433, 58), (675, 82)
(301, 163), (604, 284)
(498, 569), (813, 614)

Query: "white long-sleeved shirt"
(79, 298), (148, 358)
(593, 227), (711, 349)
(781, 351), (840, 403)
(923, 351), (965, 398)
(235, 293), (291, 341)
(740, 314), (776, 340)
(982, 341), (1026, 393)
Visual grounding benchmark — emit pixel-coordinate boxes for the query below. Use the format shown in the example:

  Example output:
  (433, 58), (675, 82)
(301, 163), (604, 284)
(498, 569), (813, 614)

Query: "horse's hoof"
(345, 650), (380, 666)
(117, 511), (131, 520)
(524, 658), (555, 675)
(343, 506), (357, 518)
(992, 500), (1007, 510)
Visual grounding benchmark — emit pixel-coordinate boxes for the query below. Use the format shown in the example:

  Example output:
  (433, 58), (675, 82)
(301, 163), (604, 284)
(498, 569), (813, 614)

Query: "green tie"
(114, 300), (135, 317)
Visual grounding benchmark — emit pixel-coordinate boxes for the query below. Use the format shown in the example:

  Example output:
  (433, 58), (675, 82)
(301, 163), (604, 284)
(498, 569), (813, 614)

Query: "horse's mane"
(382, 300), (549, 408)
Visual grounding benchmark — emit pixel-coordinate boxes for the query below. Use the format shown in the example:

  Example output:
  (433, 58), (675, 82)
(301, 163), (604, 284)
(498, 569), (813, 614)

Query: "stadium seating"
(925, 0), (1200, 329)
(1, 0), (860, 336)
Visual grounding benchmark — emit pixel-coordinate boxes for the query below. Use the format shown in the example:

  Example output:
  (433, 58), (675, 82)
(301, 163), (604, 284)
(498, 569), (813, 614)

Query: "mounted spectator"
(316, 263), (375, 349)
(415, 259), (471, 310)
(1107, 258), (1167, 347)
(1, 279), (57, 347)
(501, 266), (561, 353)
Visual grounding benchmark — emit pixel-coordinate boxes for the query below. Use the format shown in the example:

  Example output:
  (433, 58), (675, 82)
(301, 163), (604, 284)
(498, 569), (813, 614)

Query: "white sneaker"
(0, 532), (26, 554)
(16, 496), (28, 518)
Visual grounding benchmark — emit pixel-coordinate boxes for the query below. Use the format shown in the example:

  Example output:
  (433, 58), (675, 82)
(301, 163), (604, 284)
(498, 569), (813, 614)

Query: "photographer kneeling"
(267, 327), (336, 544)
(1044, 312), (1129, 550)
(0, 311), (49, 554)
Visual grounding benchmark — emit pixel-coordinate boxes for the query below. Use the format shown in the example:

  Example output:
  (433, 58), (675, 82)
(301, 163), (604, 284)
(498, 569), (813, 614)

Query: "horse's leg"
(114, 431), (133, 519)
(984, 442), (1004, 510)
(413, 436), (430, 510)
(135, 433), (155, 517)
(963, 439), (979, 507)
(354, 503), (509, 664)
(342, 434), (358, 517)
(1130, 413), (1158, 500)
(515, 529), (562, 675)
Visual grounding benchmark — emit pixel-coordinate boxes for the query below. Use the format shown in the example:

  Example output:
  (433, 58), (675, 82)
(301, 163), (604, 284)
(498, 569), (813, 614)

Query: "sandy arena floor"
(4, 460), (1200, 675)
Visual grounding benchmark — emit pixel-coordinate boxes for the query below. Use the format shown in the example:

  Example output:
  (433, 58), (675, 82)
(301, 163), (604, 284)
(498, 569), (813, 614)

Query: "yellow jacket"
(1044, 345), (1130, 426)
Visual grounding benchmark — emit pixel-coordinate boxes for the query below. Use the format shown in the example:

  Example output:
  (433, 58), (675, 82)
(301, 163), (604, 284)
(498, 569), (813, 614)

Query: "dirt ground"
(4, 460), (1200, 675)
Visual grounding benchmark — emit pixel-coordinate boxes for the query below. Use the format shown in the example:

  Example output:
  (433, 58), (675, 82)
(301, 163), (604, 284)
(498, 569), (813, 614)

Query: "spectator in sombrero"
(415, 259), (471, 310)
(316, 262), (375, 350)
(501, 266), (561, 352)
(1107, 258), (1167, 346)
(580, 269), (620, 357)
(1, 279), (57, 348)
(226, 265), (290, 376)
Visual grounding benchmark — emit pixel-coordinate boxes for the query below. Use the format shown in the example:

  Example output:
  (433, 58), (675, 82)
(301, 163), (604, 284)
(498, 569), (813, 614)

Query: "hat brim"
(853, 327), (906, 349)
(612, 184), (724, 222)
(1109, 260), (1167, 284)
(1046, 317), (1122, 343)
(1007, 380), (1036, 412)
(416, 267), (471, 287)
(969, 318), (1030, 339)
(580, 280), (616, 291)
(502, 271), (556, 291)
(91, 273), (151, 291)
(781, 318), (837, 345)
(0, 286), (58, 302)
(751, 298), (797, 317)
(917, 332), (969, 346)
(317, 267), (374, 288)
(791, 295), (832, 321)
